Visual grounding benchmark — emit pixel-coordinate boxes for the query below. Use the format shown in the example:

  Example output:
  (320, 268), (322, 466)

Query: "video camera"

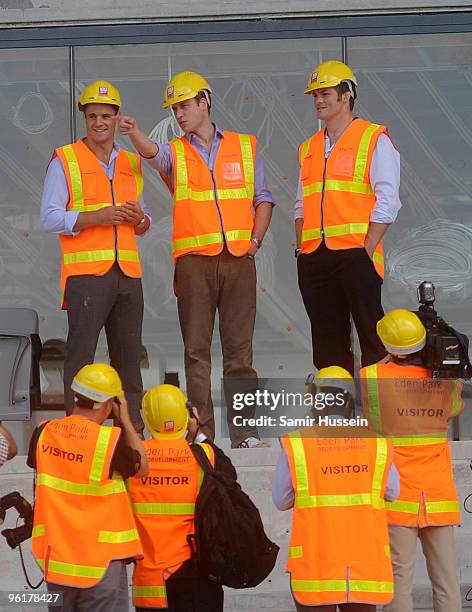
(0, 491), (33, 549)
(415, 281), (472, 379)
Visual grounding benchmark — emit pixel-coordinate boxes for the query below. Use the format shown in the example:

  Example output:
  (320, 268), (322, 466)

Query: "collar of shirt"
(185, 124), (224, 170)
(186, 123), (224, 146)
(80, 138), (120, 171)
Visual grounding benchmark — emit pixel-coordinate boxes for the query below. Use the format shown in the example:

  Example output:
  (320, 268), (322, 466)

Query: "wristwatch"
(137, 215), (146, 227)
(251, 237), (262, 249)
(294, 247), (301, 258)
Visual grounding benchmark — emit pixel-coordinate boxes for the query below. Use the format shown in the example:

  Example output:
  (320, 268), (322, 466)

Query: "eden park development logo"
(167, 86), (175, 99)
(164, 420), (175, 432)
(311, 72), (318, 83)
(98, 86), (108, 96)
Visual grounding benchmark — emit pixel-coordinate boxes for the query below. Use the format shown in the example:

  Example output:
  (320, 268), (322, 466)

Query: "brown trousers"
(384, 524), (462, 612)
(176, 249), (258, 446)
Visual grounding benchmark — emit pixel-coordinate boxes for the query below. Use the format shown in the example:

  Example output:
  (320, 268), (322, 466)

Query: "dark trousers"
(175, 249), (258, 446)
(135, 558), (224, 612)
(64, 264), (144, 431)
(297, 243), (386, 375)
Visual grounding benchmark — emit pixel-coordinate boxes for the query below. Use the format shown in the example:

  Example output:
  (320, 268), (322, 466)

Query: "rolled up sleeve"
(254, 152), (275, 207)
(370, 134), (402, 224)
(40, 158), (79, 235)
(272, 448), (295, 510)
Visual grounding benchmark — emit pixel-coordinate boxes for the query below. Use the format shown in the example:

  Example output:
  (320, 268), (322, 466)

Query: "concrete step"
(1, 444), (472, 610)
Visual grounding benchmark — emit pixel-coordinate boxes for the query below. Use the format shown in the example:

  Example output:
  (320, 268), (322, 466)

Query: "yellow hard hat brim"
(304, 75), (358, 95)
(304, 79), (342, 95)
(162, 91), (195, 109)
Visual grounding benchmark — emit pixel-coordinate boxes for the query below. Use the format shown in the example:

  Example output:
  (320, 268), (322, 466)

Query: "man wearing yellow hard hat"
(27, 363), (148, 611)
(361, 310), (463, 612)
(273, 366), (398, 611)
(128, 384), (236, 610)
(296, 60), (402, 376)
(118, 71), (274, 448)
(40, 80), (152, 432)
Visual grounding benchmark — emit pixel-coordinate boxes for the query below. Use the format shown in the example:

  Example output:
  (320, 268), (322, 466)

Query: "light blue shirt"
(272, 435), (400, 511)
(146, 124), (274, 207)
(40, 141), (151, 235)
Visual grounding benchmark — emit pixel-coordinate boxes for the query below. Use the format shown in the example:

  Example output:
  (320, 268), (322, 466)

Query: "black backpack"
(188, 443), (279, 589)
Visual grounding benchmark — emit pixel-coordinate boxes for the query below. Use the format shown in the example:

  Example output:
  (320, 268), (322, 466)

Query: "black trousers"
(135, 558), (224, 612)
(297, 243), (386, 375)
(63, 264), (144, 431)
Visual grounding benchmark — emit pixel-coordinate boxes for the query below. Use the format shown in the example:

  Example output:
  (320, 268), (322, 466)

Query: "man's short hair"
(195, 90), (211, 115)
(74, 393), (97, 409)
(335, 82), (356, 111)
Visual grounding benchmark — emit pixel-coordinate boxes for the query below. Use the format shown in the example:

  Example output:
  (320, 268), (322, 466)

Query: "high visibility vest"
(299, 118), (387, 278)
(55, 139), (143, 308)
(164, 131), (256, 261)
(128, 437), (215, 609)
(31, 416), (143, 588)
(280, 430), (393, 606)
(361, 362), (463, 527)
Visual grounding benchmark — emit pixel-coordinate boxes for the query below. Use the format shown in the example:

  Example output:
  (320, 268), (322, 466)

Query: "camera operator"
(360, 309), (463, 612)
(0, 424), (17, 467)
(26, 363), (148, 612)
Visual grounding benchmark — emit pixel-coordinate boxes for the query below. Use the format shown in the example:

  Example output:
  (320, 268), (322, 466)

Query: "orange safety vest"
(299, 118), (388, 278)
(31, 415), (143, 588)
(361, 362), (463, 527)
(127, 437), (215, 608)
(55, 139), (143, 308)
(281, 430), (393, 606)
(163, 131), (256, 261)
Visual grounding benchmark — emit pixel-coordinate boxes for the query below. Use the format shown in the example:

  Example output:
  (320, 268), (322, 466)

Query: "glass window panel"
(349, 33), (472, 437)
(0, 47), (70, 342)
(75, 38), (342, 375)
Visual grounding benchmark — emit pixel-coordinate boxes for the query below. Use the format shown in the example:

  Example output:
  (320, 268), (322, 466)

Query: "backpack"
(188, 443), (279, 589)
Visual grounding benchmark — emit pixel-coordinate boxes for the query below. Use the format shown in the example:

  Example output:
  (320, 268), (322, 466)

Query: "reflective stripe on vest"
(32, 418), (142, 589)
(98, 528), (140, 543)
(132, 586), (167, 599)
(63, 250), (139, 265)
(361, 362), (461, 528)
(37, 559), (105, 580)
(57, 141), (143, 308)
(299, 120), (386, 279)
(283, 432), (392, 605)
(172, 135), (254, 203)
(291, 579), (393, 595)
(130, 440), (214, 609)
(364, 364), (382, 433)
(171, 134), (255, 256)
(300, 123), (379, 187)
(61, 145), (144, 211)
(386, 499), (459, 515)
(289, 432), (387, 510)
(36, 473), (126, 496)
(132, 442), (211, 517)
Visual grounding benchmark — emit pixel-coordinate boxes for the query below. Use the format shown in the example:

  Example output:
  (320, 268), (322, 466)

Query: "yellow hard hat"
(78, 80), (121, 111)
(304, 60), (357, 95)
(142, 384), (189, 439)
(162, 71), (212, 109)
(377, 309), (426, 355)
(310, 365), (355, 396)
(71, 363), (124, 403)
